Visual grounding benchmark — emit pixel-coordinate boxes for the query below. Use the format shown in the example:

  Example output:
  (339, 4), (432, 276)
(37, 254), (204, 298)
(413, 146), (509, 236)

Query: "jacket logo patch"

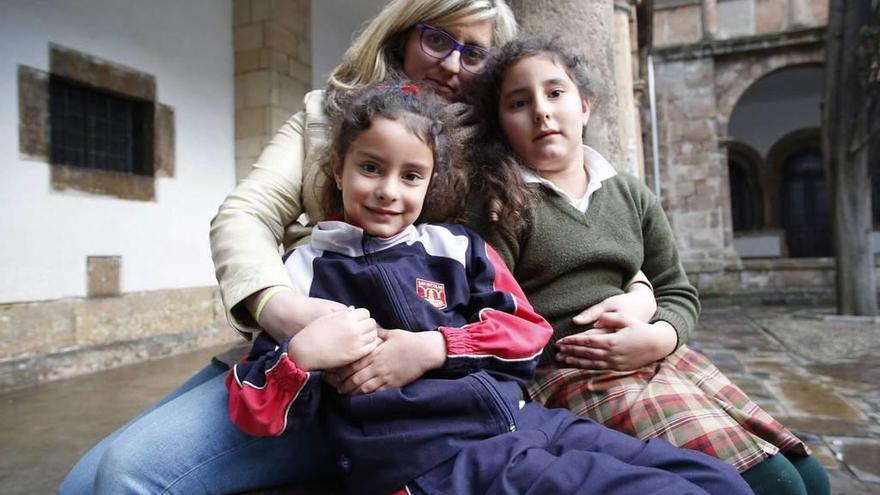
(416, 278), (447, 310)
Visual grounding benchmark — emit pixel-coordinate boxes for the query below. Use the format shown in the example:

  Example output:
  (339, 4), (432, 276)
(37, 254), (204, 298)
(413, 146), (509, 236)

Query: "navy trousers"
(409, 403), (754, 495)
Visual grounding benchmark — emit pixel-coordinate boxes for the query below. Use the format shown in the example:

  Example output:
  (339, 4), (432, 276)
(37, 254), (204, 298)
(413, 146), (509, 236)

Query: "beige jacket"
(210, 90), (331, 333)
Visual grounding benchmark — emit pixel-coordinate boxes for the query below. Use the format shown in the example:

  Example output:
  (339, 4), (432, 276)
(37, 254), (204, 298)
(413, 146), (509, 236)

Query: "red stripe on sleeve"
(440, 244), (552, 361)
(226, 355), (309, 437)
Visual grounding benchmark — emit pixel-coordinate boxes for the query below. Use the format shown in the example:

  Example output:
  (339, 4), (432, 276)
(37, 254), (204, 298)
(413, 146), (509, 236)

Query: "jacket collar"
(311, 221), (420, 257)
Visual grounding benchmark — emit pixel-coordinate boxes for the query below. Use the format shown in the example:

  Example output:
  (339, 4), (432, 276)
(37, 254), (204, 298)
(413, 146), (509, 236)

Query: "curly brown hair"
(320, 84), (466, 224)
(468, 36), (594, 238)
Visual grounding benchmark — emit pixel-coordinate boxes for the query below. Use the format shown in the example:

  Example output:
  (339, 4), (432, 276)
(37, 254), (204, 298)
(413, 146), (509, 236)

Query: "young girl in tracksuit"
(226, 84), (753, 495)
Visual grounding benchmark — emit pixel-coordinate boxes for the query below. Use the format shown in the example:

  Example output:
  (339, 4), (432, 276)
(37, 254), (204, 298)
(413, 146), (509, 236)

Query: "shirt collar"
(520, 145), (617, 193)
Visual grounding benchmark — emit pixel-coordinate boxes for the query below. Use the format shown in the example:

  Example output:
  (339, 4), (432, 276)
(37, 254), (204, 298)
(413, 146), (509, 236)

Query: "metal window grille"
(49, 76), (153, 176)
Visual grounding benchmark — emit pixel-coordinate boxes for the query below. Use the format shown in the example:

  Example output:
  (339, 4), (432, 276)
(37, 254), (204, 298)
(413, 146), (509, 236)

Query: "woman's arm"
(211, 94), (325, 335)
(245, 288), (349, 342)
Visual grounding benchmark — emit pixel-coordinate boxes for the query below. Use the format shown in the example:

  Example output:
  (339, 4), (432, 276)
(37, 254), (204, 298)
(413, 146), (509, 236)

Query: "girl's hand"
(287, 308), (379, 371)
(555, 313), (676, 371)
(571, 282), (657, 326)
(329, 329), (446, 395)
(252, 290), (348, 342)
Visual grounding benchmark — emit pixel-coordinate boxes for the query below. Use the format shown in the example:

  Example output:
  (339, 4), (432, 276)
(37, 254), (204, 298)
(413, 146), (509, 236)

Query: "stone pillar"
(612, 0), (644, 177)
(653, 56), (737, 263)
(233, 0), (312, 181)
(701, 0), (719, 39)
(508, 0), (624, 168)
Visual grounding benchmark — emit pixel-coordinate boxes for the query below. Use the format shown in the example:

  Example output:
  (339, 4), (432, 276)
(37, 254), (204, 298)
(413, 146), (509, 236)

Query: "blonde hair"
(327, 0), (517, 92)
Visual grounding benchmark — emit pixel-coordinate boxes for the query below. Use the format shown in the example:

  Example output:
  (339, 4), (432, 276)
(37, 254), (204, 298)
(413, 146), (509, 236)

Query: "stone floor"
(1, 302), (878, 494)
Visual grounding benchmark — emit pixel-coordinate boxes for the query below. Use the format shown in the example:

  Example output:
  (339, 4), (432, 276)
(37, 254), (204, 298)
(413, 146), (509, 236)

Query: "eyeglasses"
(416, 24), (490, 74)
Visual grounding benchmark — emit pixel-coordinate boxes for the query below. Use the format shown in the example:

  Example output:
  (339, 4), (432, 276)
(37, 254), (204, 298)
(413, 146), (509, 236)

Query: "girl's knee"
(787, 453), (831, 495)
(742, 453), (809, 495)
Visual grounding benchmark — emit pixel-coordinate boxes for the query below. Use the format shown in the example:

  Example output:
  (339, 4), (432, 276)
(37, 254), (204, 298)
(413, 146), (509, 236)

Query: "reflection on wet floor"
(0, 345), (228, 495)
(679, 304), (880, 493)
(1, 303), (879, 494)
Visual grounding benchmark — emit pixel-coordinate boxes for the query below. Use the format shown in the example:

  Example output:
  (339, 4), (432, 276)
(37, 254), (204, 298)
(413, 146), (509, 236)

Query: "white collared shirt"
(520, 146), (618, 213)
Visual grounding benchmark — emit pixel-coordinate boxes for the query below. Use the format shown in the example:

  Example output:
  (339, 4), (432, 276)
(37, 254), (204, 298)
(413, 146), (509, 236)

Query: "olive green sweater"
(467, 172), (700, 364)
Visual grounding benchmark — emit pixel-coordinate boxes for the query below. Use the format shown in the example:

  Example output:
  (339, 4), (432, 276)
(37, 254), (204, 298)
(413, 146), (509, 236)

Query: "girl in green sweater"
(466, 36), (830, 495)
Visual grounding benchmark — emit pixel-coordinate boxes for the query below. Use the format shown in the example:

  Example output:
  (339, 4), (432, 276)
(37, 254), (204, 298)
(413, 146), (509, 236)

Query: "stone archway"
(715, 49), (824, 136)
(717, 57), (824, 259)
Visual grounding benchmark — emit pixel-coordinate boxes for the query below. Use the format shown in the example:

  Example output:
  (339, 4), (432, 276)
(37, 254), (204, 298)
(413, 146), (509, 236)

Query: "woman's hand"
(250, 289), (348, 342)
(555, 313), (677, 371)
(287, 308), (380, 371)
(326, 329), (447, 395)
(571, 282), (657, 326)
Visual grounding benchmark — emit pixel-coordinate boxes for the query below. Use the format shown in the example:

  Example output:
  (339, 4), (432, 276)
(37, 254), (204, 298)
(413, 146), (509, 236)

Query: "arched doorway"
(780, 147), (833, 257)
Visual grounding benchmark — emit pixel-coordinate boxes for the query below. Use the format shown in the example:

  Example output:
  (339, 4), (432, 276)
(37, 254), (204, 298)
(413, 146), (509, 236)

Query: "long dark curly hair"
(468, 36), (594, 238)
(320, 83), (465, 224)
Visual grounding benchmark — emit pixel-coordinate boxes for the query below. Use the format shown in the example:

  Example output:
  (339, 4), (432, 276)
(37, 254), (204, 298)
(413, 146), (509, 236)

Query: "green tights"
(741, 453), (830, 495)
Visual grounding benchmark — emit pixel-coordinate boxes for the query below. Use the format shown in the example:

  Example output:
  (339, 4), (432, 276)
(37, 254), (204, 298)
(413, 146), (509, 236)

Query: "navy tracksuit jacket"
(227, 221), (753, 495)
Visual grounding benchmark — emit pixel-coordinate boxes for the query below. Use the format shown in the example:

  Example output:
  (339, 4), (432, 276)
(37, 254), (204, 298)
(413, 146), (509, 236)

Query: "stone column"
(612, 0), (644, 177)
(233, 0), (312, 181)
(508, 0), (624, 168)
(701, 0), (719, 39)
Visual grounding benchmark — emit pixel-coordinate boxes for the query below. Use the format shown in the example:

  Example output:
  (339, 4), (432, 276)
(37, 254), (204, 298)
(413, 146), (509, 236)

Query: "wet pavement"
(1, 302), (878, 494)
(692, 305), (880, 494)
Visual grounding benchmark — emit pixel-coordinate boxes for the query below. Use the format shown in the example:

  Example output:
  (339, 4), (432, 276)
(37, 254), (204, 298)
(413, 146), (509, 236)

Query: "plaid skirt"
(528, 346), (809, 472)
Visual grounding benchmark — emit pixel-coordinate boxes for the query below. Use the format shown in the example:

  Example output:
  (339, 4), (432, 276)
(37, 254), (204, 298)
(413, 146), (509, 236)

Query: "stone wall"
(654, 0), (829, 47)
(654, 1), (703, 46)
(686, 258), (880, 305)
(651, 30), (824, 264)
(234, 0), (312, 180)
(0, 287), (239, 392)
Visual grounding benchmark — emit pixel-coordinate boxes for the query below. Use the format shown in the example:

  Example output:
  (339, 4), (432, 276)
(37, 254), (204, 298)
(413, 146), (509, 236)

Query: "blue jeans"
(58, 361), (334, 494)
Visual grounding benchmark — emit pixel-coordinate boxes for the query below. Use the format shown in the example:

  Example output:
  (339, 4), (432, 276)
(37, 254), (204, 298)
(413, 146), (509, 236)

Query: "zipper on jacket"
(361, 237), (411, 330)
(472, 373), (516, 432)
(375, 264), (414, 330)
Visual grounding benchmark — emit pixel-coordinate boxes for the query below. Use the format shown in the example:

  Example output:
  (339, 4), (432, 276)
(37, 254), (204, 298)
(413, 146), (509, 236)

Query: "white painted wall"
(311, 0), (388, 89)
(0, 0), (235, 303)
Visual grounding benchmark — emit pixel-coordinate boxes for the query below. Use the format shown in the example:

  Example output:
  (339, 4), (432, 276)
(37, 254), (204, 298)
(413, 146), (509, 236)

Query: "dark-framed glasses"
(417, 24), (490, 74)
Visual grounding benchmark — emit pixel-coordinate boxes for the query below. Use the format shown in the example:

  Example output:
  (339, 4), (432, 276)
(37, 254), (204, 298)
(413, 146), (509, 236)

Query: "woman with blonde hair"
(59, 2), (521, 493)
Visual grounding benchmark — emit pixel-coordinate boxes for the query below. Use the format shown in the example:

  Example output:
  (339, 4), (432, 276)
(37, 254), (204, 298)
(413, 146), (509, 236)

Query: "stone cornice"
(652, 27), (826, 61)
